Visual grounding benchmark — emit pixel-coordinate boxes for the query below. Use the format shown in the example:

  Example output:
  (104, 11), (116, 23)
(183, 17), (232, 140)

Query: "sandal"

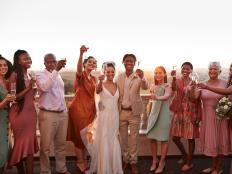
(181, 163), (193, 171)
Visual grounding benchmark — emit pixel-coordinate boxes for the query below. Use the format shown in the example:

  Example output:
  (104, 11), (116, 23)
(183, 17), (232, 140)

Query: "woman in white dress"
(83, 62), (123, 174)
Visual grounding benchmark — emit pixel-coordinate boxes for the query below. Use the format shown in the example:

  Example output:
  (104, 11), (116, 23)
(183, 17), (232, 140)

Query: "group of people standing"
(0, 46), (231, 174)
(147, 61), (231, 174)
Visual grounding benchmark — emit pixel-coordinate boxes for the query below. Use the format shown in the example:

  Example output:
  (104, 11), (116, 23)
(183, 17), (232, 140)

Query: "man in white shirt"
(36, 54), (70, 174)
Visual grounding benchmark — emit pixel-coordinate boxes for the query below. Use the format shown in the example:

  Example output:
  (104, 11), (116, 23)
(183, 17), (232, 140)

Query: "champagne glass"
(91, 62), (102, 79)
(10, 82), (16, 103)
(172, 65), (177, 78)
(191, 72), (199, 84)
(61, 57), (67, 61)
(149, 83), (155, 94)
(29, 71), (37, 89)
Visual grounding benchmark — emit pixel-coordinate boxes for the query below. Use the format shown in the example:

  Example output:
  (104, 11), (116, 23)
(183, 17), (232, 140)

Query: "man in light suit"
(117, 54), (148, 174)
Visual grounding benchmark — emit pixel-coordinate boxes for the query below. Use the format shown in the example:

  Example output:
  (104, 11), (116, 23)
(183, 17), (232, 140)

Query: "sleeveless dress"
(146, 84), (171, 141)
(8, 78), (39, 166)
(0, 86), (9, 168)
(200, 80), (230, 156)
(82, 86), (123, 174)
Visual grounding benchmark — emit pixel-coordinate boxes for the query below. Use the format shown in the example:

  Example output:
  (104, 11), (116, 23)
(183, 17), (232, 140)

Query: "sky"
(1, 0), (232, 71)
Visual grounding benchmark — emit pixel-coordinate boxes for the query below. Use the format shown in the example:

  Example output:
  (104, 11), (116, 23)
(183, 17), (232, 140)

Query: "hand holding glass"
(10, 82), (16, 103)
(171, 65), (177, 77)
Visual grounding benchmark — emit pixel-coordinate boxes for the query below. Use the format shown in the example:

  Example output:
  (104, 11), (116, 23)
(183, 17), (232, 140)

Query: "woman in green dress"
(0, 55), (15, 174)
(146, 66), (172, 174)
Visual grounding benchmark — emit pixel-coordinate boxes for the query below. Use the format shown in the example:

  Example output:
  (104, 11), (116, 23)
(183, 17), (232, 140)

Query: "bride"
(82, 62), (123, 174)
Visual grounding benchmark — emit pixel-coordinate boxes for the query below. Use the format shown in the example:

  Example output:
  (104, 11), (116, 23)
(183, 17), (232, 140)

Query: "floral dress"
(170, 79), (200, 139)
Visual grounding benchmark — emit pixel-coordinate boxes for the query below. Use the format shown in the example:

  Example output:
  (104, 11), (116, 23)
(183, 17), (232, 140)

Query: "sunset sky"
(1, 0), (232, 71)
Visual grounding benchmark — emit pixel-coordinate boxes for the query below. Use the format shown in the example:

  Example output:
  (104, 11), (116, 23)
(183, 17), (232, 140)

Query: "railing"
(35, 94), (202, 156)
(64, 94), (151, 132)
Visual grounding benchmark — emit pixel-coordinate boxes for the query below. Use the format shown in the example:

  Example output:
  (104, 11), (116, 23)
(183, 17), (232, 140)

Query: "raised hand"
(197, 82), (208, 89)
(80, 45), (89, 55)
(136, 69), (144, 79)
(170, 70), (176, 77)
(98, 74), (105, 82)
(55, 60), (66, 71)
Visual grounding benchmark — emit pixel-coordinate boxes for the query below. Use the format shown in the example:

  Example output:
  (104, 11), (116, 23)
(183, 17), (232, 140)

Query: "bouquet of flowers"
(216, 96), (232, 119)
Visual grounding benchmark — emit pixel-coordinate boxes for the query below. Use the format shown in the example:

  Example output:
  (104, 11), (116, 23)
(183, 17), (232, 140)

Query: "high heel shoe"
(76, 162), (89, 173)
(155, 161), (165, 174)
(181, 163), (193, 171)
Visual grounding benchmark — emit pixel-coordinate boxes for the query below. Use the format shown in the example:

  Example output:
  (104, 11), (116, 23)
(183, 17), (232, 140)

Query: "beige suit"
(117, 72), (148, 164)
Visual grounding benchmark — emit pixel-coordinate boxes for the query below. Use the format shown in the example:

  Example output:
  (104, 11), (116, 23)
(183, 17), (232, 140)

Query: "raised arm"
(198, 82), (232, 95)
(77, 45), (88, 77)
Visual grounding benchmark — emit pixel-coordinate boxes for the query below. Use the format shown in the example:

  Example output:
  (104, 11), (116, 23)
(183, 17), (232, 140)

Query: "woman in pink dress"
(194, 62), (230, 174)
(8, 50), (39, 174)
(170, 62), (201, 171)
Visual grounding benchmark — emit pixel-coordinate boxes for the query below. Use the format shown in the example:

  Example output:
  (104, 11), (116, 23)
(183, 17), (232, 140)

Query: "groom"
(117, 54), (148, 174)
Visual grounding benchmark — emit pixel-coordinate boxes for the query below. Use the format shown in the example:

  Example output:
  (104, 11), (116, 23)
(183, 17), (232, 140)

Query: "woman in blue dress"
(146, 66), (172, 173)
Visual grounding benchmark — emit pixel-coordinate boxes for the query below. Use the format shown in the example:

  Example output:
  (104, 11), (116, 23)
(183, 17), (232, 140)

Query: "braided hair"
(13, 50), (28, 112)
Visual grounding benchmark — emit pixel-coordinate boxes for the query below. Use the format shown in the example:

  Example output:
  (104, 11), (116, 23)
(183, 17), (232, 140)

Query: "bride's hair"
(102, 62), (115, 70)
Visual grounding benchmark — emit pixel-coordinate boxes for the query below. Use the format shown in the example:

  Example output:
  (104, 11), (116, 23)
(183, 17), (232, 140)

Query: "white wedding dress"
(82, 86), (123, 174)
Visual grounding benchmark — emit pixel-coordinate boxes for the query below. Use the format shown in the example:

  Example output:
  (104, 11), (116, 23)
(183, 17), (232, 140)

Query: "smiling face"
(85, 57), (97, 72)
(123, 56), (136, 72)
(105, 66), (115, 81)
(44, 55), (57, 71)
(18, 53), (31, 69)
(181, 64), (192, 78)
(208, 65), (220, 80)
(154, 67), (166, 84)
(0, 59), (8, 77)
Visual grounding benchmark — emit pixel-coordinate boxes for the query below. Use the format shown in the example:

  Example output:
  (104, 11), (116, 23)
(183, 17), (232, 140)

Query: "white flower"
(224, 105), (229, 110)
(228, 102), (232, 106)
(216, 109), (219, 112)
(222, 97), (227, 101)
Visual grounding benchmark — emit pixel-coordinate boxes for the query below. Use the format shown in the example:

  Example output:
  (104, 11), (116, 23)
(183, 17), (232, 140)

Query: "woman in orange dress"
(67, 45), (97, 172)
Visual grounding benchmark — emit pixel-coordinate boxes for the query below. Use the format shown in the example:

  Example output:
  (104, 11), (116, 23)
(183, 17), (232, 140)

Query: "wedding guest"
(193, 62), (230, 174)
(85, 62), (123, 174)
(198, 63), (232, 95)
(36, 54), (70, 174)
(117, 54), (148, 174)
(67, 45), (97, 173)
(170, 62), (201, 171)
(146, 66), (172, 173)
(0, 55), (15, 174)
(8, 50), (39, 174)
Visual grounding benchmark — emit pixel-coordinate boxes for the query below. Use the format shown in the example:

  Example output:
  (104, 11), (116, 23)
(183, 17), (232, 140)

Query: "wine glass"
(10, 82), (16, 103)
(191, 72), (199, 83)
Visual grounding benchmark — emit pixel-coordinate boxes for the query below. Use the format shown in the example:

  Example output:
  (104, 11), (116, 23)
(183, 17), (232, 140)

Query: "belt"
(39, 108), (64, 113)
(121, 106), (132, 111)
